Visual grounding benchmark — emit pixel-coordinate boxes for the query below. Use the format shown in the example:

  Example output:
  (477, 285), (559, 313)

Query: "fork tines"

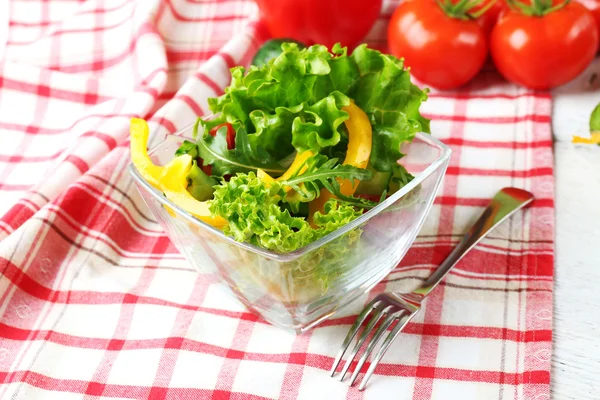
(330, 298), (416, 390)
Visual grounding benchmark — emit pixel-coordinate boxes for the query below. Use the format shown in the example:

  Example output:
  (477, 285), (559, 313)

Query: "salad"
(131, 42), (430, 254)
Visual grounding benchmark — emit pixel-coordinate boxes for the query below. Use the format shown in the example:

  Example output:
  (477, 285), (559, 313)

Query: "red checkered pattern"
(0, 0), (554, 399)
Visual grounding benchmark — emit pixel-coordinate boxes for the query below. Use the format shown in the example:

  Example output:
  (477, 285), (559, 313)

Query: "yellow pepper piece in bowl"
(130, 118), (164, 189)
(308, 102), (372, 225)
(129, 118), (226, 229)
(257, 150), (314, 192)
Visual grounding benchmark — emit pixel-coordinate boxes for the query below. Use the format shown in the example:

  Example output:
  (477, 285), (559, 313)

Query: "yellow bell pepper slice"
(129, 118), (226, 229)
(338, 101), (372, 194)
(257, 150), (314, 193)
(572, 131), (600, 145)
(308, 102), (372, 225)
(256, 168), (277, 186)
(130, 118), (163, 189)
(159, 155), (227, 229)
(277, 150), (314, 181)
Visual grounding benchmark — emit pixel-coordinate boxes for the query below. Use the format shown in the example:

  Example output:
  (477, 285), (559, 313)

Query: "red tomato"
(201, 164), (212, 176)
(387, 0), (488, 90)
(576, 0), (600, 50)
(254, 0), (382, 49)
(490, 3), (599, 90)
(200, 123), (236, 176)
(209, 123), (236, 150)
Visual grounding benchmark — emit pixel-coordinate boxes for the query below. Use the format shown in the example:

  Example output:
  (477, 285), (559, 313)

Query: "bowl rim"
(128, 124), (452, 262)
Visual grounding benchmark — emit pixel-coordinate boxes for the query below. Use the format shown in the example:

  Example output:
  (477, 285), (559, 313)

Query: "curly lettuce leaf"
(313, 200), (363, 238)
(209, 172), (364, 253)
(291, 92), (350, 152)
(201, 42), (428, 179)
(247, 92), (350, 156)
(206, 43), (351, 159)
(209, 172), (314, 253)
(348, 45), (429, 172)
(288, 199), (364, 292)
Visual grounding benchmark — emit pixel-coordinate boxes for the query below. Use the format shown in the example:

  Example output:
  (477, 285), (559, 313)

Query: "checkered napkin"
(0, 0), (554, 399)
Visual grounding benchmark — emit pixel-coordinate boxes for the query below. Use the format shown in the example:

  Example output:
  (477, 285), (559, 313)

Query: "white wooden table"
(551, 57), (600, 399)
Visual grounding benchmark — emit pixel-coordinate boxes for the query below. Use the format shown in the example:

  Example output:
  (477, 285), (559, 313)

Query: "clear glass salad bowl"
(129, 124), (451, 333)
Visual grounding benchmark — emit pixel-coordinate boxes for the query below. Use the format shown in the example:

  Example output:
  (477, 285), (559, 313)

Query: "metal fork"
(330, 187), (534, 390)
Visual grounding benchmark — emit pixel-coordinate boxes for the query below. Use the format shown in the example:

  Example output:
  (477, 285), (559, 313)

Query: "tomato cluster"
(387, 0), (600, 90)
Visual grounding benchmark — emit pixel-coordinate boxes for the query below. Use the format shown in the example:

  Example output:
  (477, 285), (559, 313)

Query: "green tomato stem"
(507, 0), (570, 16)
(470, 0), (498, 18)
(437, 0), (494, 20)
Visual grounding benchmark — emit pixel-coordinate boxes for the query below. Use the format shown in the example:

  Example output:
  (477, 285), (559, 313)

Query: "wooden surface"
(551, 57), (600, 400)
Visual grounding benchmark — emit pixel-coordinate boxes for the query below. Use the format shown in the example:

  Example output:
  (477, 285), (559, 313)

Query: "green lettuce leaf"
(388, 164), (414, 194)
(195, 121), (288, 176)
(205, 43), (351, 159)
(369, 125), (410, 173)
(186, 161), (216, 201)
(209, 172), (314, 253)
(282, 155), (376, 209)
(175, 140), (198, 158)
(200, 42), (429, 179)
(312, 200), (363, 238)
(348, 44), (429, 173)
(209, 172), (364, 253)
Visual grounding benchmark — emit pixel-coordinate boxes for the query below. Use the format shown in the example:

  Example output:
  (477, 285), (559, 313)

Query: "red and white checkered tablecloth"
(0, 0), (554, 399)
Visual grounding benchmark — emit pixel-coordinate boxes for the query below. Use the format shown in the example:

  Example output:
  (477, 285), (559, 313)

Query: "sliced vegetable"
(130, 118), (163, 189)
(308, 102), (372, 224)
(590, 102), (600, 132)
(159, 155), (227, 228)
(338, 102), (372, 193)
(186, 161), (217, 201)
(210, 123), (236, 150)
(572, 132), (600, 144)
(130, 118), (226, 228)
(356, 166), (392, 196)
(257, 150), (314, 193)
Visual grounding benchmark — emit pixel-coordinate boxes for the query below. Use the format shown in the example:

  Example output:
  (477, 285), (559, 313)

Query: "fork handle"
(412, 187), (534, 298)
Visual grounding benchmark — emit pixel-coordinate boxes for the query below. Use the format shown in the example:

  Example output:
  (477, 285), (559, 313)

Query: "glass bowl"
(129, 124), (451, 333)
